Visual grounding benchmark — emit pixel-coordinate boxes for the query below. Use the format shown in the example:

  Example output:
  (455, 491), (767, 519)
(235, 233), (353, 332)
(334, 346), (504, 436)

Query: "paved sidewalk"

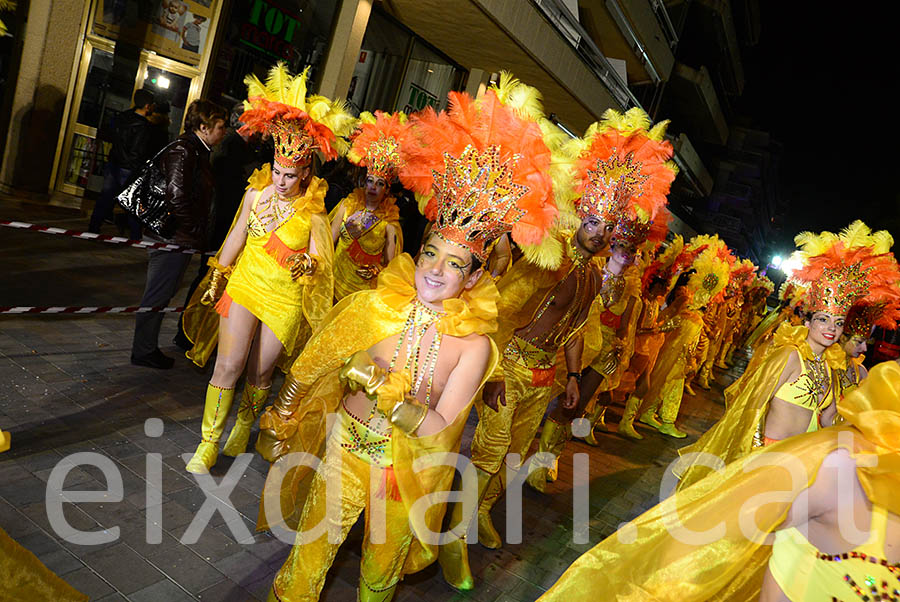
(0, 200), (737, 601)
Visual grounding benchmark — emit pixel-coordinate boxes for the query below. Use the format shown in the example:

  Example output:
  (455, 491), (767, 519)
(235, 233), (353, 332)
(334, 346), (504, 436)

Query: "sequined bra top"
(769, 505), (899, 602)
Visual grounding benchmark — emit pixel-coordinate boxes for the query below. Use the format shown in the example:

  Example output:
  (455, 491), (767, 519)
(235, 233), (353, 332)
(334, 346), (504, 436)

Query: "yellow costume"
(182, 64), (351, 475)
(538, 360), (900, 602)
(211, 167), (331, 358)
(332, 111), (409, 301)
(768, 505), (895, 602)
(262, 76), (561, 601)
(471, 239), (604, 475)
(677, 324), (844, 489)
(331, 189), (402, 301)
(257, 257), (500, 600)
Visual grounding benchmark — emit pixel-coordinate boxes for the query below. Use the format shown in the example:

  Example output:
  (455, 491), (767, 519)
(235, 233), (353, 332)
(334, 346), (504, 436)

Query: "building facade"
(0, 0), (772, 250)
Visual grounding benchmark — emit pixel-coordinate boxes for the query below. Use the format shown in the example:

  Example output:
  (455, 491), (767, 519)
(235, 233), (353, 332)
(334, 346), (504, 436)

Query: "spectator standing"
(88, 88), (155, 239)
(131, 99), (226, 369)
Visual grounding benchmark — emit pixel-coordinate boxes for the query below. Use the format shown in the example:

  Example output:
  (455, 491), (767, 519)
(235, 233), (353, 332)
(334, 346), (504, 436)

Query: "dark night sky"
(735, 4), (900, 256)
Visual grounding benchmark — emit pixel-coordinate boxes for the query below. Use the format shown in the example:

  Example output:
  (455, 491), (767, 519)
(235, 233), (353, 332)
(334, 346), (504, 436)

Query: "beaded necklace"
(387, 301), (444, 410)
(253, 191), (297, 233)
(807, 352), (830, 399)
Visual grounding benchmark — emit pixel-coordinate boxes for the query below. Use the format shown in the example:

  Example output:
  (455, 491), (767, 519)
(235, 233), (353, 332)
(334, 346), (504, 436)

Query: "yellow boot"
(439, 466), (495, 591)
(222, 383), (269, 457)
(582, 404), (608, 446)
(477, 469), (505, 549)
(526, 418), (569, 493)
(185, 384), (235, 474)
(0, 429), (10, 453)
(657, 379), (687, 438)
(617, 395), (643, 440)
(358, 578), (397, 601)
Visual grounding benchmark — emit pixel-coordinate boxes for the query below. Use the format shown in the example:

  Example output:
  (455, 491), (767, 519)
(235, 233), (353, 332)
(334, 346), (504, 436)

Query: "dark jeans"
(132, 250), (193, 357)
(88, 164), (142, 240)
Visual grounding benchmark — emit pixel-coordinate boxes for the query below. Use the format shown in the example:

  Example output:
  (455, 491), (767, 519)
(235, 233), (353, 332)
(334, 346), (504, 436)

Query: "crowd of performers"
(3, 64), (900, 602)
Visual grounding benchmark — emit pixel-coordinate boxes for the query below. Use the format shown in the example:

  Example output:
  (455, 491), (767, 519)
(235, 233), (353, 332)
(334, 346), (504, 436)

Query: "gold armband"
(389, 398), (428, 434)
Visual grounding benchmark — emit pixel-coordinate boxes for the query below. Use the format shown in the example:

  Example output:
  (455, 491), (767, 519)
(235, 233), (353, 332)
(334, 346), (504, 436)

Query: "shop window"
(349, 7), (464, 116)
(207, 0), (341, 108)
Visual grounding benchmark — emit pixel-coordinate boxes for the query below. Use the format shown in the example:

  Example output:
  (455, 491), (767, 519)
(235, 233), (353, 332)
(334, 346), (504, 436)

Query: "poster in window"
(93, 0), (217, 66)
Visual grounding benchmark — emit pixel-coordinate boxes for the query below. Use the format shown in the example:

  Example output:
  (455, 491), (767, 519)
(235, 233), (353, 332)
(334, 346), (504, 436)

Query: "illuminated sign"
(402, 82), (439, 114)
(240, 0), (301, 60)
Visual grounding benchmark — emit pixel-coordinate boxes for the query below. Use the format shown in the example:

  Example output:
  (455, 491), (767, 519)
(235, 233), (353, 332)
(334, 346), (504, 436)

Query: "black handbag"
(116, 141), (179, 238)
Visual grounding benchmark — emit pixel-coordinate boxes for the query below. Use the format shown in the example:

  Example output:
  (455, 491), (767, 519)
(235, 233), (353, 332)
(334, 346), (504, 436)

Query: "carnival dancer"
(624, 242), (731, 439)
(446, 107), (674, 567)
(330, 111), (407, 301)
(676, 221), (900, 490)
(713, 259), (757, 368)
(838, 293), (900, 395)
(538, 359), (900, 602)
(253, 85), (558, 601)
(180, 64), (353, 474)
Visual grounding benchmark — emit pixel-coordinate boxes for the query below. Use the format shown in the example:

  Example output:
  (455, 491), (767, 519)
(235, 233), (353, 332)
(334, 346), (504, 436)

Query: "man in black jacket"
(131, 99), (226, 369)
(87, 88), (155, 239)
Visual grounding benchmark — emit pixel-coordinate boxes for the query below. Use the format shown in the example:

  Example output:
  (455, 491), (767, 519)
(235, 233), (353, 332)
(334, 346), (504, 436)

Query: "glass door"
(54, 38), (200, 197)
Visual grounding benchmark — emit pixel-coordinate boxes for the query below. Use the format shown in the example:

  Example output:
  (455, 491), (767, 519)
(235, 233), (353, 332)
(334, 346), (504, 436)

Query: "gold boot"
(638, 408), (662, 428)
(439, 466), (495, 590)
(657, 380), (687, 438)
(582, 404), (608, 446)
(256, 374), (303, 462)
(222, 383), (269, 457)
(683, 382), (697, 396)
(0, 429), (10, 453)
(477, 469), (505, 549)
(526, 418), (569, 493)
(617, 395), (643, 440)
(358, 578), (397, 601)
(185, 384), (235, 474)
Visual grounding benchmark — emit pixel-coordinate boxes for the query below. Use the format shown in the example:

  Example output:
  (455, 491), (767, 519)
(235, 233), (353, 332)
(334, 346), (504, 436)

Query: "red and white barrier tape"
(0, 220), (202, 254)
(0, 306), (184, 315)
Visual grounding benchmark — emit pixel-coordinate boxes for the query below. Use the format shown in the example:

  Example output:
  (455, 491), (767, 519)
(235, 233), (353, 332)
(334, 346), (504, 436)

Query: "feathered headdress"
(0, 0), (15, 36)
(239, 63), (355, 167)
(399, 85), (557, 264)
(844, 300), (900, 339)
(727, 258), (757, 295)
(614, 207), (670, 252)
(790, 221), (900, 316)
(642, 234), (682, 294)
(347, 111), (409, 182)
(687, 248), (730, 309)
(566, 108), (677, 225)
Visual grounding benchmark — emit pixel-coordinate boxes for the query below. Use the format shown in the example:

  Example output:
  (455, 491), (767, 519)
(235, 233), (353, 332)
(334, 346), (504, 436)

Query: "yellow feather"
(521, 234), (564, 270)
(264, 62), (292, 104)
(648, 119), (671, 141)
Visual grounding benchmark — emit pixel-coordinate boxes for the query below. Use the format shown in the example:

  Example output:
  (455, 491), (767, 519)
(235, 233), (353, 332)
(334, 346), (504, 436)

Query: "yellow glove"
(200, 258), (231, 305)
(338, 352), (412, 414)
(355, 263), (382, 280)
(288, 252), (317, 280)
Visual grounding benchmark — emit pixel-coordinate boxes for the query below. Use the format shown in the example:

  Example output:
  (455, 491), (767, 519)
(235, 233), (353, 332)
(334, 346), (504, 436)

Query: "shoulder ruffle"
(374, 255), (498, 337)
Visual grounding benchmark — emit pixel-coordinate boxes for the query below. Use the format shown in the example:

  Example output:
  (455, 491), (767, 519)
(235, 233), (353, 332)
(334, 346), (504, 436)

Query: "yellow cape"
(539, 360), (900, 602)
(256, 254), (499, 575)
